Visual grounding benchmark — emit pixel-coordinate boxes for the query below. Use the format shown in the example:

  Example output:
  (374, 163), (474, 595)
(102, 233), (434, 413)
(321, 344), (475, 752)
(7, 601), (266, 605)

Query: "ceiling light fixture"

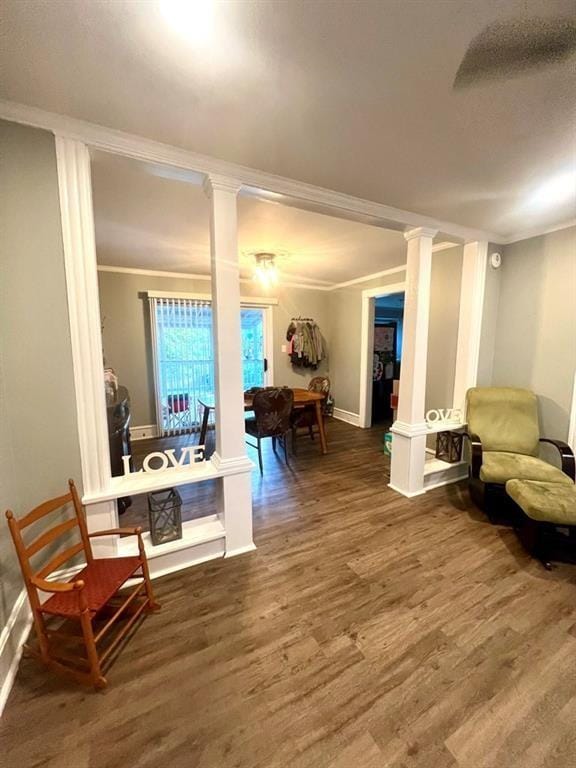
(253, 252), (279, 288)
(159, 0), (215, 45)
(526, 171), (576, 210)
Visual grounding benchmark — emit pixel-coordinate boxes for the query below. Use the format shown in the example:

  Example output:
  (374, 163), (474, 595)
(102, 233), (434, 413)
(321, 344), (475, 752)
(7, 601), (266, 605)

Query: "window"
(150, 297), (268, 435)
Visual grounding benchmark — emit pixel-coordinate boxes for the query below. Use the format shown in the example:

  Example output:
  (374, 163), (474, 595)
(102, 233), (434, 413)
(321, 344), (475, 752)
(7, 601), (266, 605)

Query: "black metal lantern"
(435, 430), (464, 464)
(147, 488), (183, 546)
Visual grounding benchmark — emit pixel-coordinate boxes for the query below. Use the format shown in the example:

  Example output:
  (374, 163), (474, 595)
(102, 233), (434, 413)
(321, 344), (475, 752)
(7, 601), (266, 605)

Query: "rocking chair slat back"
(26, 517), (79, 558)
(37, 541), (85, 580)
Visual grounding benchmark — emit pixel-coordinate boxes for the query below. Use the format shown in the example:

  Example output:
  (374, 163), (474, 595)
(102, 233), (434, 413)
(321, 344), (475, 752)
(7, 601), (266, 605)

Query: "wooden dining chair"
(291, 376), (331, 452)
(245, 387), (294, 474)
(5, 480), (160, 689)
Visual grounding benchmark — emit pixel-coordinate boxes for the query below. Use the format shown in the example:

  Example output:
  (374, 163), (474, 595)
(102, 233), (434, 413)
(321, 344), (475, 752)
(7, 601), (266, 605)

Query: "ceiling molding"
(97, 265), (211, 281)
(501, 218), (576, 246)
(97, 264), (333, 291)
(431, 241), (460, 253)
(0, 99), (505, 244)
(328, 264), (406, 291)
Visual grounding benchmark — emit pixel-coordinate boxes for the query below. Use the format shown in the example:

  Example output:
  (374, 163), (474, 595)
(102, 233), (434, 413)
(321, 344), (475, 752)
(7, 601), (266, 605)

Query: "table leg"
(314, 400), (328, 455)
(199, 404), (210, 448)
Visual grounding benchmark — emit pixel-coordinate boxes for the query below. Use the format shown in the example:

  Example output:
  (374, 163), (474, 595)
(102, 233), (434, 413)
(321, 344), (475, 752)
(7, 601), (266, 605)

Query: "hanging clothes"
(286, 319), (324, 369)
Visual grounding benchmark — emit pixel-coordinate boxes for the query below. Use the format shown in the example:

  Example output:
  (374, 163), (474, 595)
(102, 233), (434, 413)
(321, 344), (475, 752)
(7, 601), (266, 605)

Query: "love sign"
(122, 446), (206, 476)
(425, 408), (463, 426)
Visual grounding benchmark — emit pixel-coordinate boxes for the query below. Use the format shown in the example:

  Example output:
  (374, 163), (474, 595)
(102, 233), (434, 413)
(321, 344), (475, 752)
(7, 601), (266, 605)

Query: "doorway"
(359, 282), (406, 429)
(372, 293), (405, 425)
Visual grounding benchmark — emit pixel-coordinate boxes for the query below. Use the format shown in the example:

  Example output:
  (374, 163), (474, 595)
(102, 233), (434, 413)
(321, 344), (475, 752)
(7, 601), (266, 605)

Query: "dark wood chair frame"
(245, 388), (294, 475)
(5, 479), (160, 689)
(291, 376), (330, 454)
(465, 433), (575, 523)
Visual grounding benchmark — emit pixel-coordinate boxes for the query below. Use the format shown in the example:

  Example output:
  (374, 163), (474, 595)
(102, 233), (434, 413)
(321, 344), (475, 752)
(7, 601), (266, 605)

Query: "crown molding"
(97, 265), (212, 281)
(328, 264), (406, 290)
(501, 218), (576, 245)
(0, 99), (504, 244)
(431, 241), (460, 253)
(97, 264), (334, 291)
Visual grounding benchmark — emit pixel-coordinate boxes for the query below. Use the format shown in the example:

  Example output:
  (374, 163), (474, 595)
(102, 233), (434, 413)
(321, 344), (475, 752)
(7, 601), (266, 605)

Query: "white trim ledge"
(332, 408), (361, 427)
(224, 543), (258, 559)
(387, 484), (426, 499)
(0, 590), (32, 717)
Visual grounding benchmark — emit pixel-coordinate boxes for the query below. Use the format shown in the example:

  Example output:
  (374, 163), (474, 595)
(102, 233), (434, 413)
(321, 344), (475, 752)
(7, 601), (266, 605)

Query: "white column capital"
(203, 174), (242, 198)
(404, 226), (438, 242)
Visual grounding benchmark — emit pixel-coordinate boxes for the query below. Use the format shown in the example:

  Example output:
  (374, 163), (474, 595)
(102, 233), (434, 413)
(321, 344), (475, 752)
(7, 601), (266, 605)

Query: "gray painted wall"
(98, 271), (331, 426)
(0, 120), (81, 631)
(477, 243), (502, 386)
(490, 226), (576, 440)
(328, 273), (406, 415)
(328, 247), (462, 420)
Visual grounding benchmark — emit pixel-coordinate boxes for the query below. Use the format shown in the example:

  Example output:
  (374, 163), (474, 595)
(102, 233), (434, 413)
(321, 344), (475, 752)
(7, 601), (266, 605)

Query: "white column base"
(217, 470), (255, 556)
(86, 500), (119, 557)
(389, 430), (427, 497)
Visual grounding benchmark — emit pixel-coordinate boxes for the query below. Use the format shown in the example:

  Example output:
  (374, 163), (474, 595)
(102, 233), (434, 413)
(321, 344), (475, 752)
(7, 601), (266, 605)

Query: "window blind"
(149, 297), (215, 437)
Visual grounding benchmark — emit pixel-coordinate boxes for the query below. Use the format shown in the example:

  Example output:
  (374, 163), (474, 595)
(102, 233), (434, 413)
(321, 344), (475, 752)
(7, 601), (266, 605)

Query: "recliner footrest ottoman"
(506, 479), (576, 567)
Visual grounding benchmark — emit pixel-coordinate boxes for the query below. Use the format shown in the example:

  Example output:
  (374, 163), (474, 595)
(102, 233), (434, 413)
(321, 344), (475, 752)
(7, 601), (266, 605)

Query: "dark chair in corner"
(5, 480), (159, 689)
(291, 376), (331, 453)
(465, 387), (575, 521)
(245, 387), (294, 475)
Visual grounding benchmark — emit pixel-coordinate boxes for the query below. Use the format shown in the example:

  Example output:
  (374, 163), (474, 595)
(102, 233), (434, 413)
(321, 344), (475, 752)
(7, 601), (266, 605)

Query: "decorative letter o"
(143, 452), (169, 473)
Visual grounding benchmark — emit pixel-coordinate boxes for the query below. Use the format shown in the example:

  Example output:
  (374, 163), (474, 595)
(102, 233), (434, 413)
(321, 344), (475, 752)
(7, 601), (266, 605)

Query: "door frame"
(359, 282), (406, 428)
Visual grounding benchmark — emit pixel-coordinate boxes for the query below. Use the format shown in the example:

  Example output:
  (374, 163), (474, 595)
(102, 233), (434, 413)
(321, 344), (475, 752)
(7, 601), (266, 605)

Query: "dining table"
(197, 387), (328, 455)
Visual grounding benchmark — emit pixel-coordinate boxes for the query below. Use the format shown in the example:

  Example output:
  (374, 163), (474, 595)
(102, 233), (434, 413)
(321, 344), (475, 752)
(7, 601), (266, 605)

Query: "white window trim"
(145, 289), (278, 306)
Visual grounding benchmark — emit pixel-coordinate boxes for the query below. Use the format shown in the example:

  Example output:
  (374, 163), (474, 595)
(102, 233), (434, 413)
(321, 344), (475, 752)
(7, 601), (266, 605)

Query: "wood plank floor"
(3, 420), (576, 768)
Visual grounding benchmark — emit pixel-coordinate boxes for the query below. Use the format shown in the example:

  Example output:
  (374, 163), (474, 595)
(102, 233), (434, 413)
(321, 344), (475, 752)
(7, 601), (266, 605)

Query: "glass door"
(151, 300), (271, 435)
(240, 307), (269, 390)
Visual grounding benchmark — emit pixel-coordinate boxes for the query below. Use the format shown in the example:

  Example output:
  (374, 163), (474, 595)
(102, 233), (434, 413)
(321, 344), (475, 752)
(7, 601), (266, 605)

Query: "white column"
(452, 241), (488, 414)
(55, 136), (117, 556)
(389, 226), (437, 497)
(203, 174), (255, 557)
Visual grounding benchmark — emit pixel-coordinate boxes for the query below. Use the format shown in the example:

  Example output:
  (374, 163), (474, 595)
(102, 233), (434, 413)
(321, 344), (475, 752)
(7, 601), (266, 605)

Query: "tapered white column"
(452, 241), (488, 413)
(390, 227), (437, 497)
(203, 174), (255, 556)
(55, 136), (117, 555)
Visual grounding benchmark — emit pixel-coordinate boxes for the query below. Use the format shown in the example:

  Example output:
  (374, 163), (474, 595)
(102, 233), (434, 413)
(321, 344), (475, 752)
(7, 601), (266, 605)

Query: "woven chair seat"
(41, 556), (142, 618)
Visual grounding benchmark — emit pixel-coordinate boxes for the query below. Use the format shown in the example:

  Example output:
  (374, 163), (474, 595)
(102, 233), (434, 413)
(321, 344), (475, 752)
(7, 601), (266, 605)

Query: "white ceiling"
(2, 0), (575, 238)
(91, 151), (408, 284)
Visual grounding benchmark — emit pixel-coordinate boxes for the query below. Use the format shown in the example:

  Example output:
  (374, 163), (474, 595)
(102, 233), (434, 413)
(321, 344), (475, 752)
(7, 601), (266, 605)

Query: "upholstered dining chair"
(465, 387), (575, 520)
(245, 387), (294, 474)
(291, 376), (331, 452)
(5, 479), (159, 689)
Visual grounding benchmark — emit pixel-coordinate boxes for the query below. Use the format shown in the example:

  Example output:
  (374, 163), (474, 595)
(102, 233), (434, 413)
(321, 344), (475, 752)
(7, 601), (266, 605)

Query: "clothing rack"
(290, 316), (315, 322)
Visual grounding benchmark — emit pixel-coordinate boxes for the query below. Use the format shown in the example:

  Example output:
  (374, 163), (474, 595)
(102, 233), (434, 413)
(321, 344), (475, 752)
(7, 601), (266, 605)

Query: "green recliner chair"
(465, 387), (575, 520)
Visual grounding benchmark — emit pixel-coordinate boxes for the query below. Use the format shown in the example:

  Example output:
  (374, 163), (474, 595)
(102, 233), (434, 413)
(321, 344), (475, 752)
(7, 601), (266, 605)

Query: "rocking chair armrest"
(88, 527), (143, 538)
(463, 432), (483, 479)
(30, 575), (84, 593)
(539, 438), (576, 481)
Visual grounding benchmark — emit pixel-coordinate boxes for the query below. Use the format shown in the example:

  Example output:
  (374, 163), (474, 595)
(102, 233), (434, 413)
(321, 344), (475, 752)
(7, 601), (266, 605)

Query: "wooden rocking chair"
(5, 479), (160, 689)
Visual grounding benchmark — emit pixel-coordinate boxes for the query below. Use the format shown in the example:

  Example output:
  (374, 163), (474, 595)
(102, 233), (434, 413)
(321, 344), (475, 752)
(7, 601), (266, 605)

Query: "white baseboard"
(130, 424), (159, 441)
(0, 590), (32, 717)
(387, 483), (426, 498)
(332, 408), (361, 427)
